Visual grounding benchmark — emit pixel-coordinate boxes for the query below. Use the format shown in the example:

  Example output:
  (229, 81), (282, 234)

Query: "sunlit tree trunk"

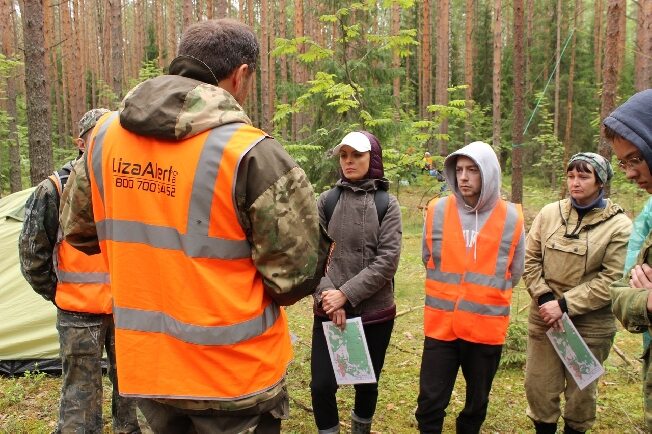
(493, 0), (503, 169)
(594, 0), (604, 83)
(435, 0), (449, 156)
(635, 0), (652, 91)
(512, 0), (525, 204)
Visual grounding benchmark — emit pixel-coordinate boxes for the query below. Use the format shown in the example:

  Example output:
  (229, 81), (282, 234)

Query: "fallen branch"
(396, 305), (422, 318)
(612, 344), (640, 367)
(290, 396), (313, 413)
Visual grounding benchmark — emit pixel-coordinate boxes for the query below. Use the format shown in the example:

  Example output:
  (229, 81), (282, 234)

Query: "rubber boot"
(533, 421), (557, 434)
(350, 411), (372, 434)
(563, 424), (584, 434)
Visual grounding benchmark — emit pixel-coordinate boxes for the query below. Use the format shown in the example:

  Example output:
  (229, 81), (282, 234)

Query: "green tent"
(0, 187), (61, 375)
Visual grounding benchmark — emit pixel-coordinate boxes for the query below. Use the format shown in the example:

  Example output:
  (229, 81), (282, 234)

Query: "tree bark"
(634, 1), (652, 90)
(599, 0), (625, 170)
(512, 0), (525, 204)
(420, 0), (431, 122)
(553, 0), (561, 138)
(464, 0), (474, 142)
(594, 0), (604, 83)
(562, 0), (581, 198)
(20, 0), (53, 185)
(183, 0), (193, 31)
(436, 0), (449, 156)
(493, 0), (503, 169)
(109, 0), (123, 100)
(391, 2), (400, 113)
(261, 0), (270, 132)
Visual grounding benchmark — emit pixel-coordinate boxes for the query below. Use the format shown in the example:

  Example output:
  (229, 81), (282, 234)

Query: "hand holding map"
(322, 317), (376, 385)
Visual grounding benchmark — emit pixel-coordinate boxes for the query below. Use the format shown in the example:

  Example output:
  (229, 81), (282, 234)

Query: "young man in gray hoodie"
(416, 141), (525, 434)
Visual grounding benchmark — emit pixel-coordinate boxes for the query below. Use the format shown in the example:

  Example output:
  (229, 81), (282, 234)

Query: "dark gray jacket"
(314, 178), (402, 321)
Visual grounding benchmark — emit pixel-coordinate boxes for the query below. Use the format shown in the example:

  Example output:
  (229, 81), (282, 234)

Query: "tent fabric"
(0, 187), (62, 375)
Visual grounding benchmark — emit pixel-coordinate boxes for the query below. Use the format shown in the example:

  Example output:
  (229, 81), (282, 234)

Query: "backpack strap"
(323, 186), (390, 226)
(323, 187), (342, 226)
(374, 189), (390, 226)
(47, 162), (74, 200)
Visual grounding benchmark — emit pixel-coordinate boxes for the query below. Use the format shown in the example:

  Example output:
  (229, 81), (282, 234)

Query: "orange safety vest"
(50, 172), (112, 314)
(423, 195), (523, 345)
(86, 112), (291, 400)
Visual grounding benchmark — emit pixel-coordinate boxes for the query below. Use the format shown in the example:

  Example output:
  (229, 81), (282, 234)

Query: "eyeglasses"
(617, 155), (645, 170)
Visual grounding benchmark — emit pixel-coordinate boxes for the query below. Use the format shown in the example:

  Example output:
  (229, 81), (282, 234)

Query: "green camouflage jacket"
(19, 174), (61, 302)
(59, 61), (331, 410)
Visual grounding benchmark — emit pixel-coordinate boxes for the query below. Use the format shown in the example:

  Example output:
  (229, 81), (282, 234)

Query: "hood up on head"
(119, 56), (251, 141)
(603, 89), (652, 171)
(443, 141), (501, 213)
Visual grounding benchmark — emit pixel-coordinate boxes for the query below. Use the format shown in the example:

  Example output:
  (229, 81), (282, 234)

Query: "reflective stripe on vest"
(87, 114), (291, 400)
(423, 195), (523, 344)
(50, 172), (112, 314)
(91, 115), (252, 259)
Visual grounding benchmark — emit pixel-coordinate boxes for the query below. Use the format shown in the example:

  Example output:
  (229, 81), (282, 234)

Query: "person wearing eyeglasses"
(523, 152), (631, 434)
(605, 89), (652, 433)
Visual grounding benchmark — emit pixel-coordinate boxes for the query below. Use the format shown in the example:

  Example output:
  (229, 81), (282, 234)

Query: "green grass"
(1, 181), (648, 433)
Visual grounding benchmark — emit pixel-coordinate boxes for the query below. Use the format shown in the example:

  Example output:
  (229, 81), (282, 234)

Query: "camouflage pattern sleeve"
(248, 166), (332, 306)
(59, 156), (101, 255)
(18, 180), (59, 301)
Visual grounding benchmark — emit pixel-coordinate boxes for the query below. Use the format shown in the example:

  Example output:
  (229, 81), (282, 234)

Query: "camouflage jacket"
(19, 161), (103, 326)
(19, 173), (62, 302)
(59, 59), (331, 410)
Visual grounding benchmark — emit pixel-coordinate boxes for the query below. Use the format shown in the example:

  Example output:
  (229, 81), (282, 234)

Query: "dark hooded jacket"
(314, 134), (402, 323)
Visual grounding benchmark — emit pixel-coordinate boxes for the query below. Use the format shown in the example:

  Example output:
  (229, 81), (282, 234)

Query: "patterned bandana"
(568, 152), (613, 185)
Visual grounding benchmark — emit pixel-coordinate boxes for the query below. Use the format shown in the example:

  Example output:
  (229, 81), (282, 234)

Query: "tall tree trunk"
(260, 0), (270, 131)
(464, 0), (473, 142)
(391, 2), (401, 113)
(525, 0), (533, 94)
(156, 0), (164, 67)
(562, 0), (580, 198)
(594, 0), (604, 83)
(206, 0), (213, 18)
(109, 0), (123, 101)
(278, 0), (287, 138)
(268, 0), (275, 132)
(215, 0), (228, 18)
(436, 0), (449, 156)
(1, 0), (22, 192)
(420, 0), (431, 123)
(616, 0), (626, 76)
(74, 0), (87, 114)
(183, 0), (193, 31)
(21, 0), (53, 185)
(553, 0), (561, 138)
(512, 0), (525, 204)
(167, 0), (177, 61)
(599, 0), (625, 173)
(292, 0), (305, 140)
(635, 0), (652, 91)
(493, 0), (504, 169)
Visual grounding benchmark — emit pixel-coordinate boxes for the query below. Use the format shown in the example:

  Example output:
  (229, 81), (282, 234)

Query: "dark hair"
(566, 159), (593, 174)
(178, 19), (258, 82)
(603, 125), (621, 142)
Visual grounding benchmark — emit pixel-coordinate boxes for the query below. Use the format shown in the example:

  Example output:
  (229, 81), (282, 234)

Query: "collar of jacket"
(558, 197), (624, 227)
(336, 177), (389, 193)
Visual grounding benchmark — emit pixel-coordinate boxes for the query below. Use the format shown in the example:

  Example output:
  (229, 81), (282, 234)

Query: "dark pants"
(310, 315), (394, 431)
(415, 337), (503, 434)
(56, 310), (140, 434)
(137, 389), (288, 434)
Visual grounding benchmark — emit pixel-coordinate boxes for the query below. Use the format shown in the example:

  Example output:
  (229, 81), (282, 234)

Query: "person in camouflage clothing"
(60, 19), (331, 433)
(19, 109), (141, 434)
(604, 89), (652, 433)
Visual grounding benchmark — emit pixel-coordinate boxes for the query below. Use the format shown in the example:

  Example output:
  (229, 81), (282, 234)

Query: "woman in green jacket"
(523, 153), (632, 434)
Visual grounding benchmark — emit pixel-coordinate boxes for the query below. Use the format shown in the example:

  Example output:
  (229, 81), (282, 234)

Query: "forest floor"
(1, 178), (650, 433)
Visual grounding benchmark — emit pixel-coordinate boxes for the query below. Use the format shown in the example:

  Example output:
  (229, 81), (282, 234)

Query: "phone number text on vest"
(112, 159), (177, 197)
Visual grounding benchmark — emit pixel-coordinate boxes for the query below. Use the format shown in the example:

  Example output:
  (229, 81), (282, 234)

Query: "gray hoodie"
(443, 141), (525, 287)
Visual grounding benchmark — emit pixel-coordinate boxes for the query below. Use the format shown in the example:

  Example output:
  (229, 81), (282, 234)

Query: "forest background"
(0, 0), (649, 198)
